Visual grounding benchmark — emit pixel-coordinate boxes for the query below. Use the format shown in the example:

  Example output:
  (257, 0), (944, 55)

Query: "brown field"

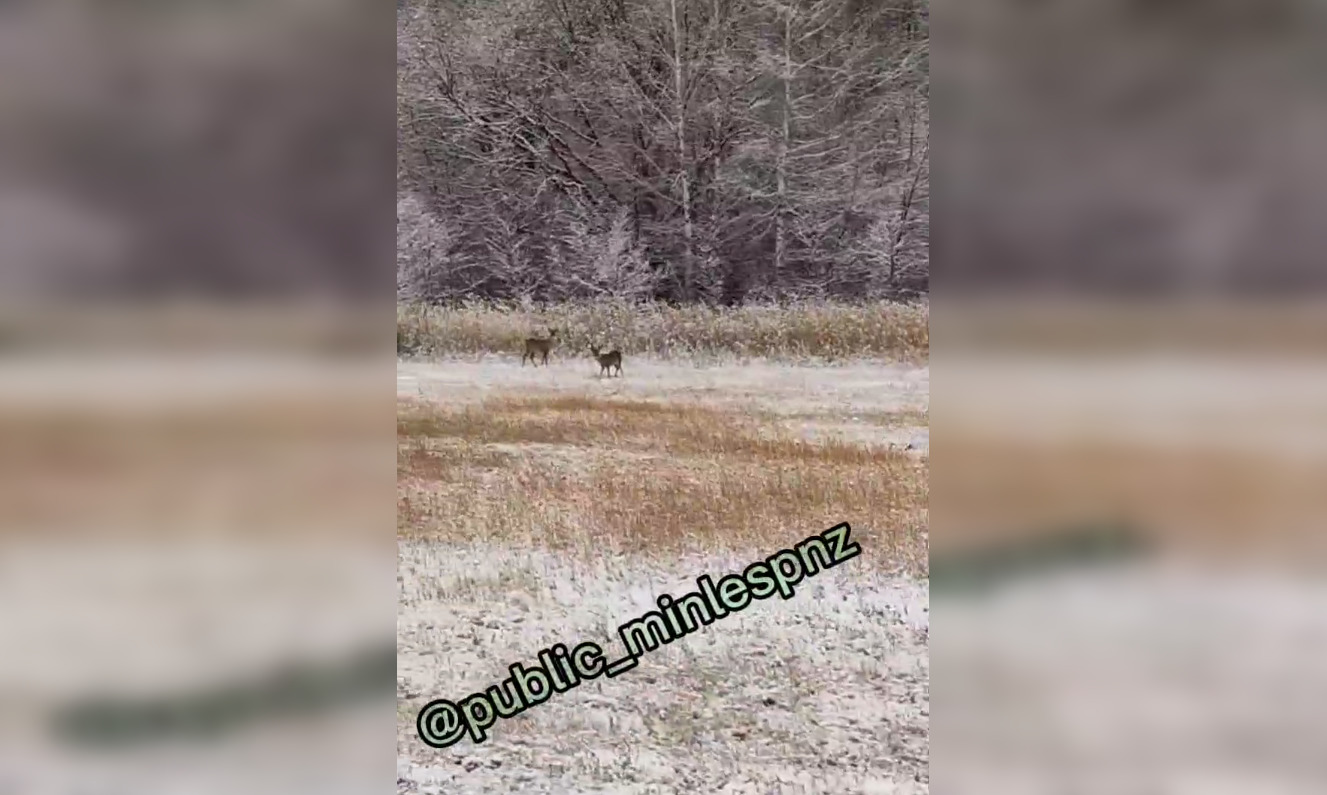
(0, 353), (393, 539)
(935, 433), (1327, 559)
(935, 349), (1327, 565)
(398, 390), (928, 574)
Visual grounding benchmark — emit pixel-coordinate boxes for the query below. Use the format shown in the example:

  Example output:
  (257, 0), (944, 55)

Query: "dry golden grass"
(399, 396), (908, 465)
(397, 299), (929, 362)
(0, 396), (392, 539)
(0, 302), (384, 354)
(933, 432), (1327, 562)
(398, 395), (928, 574)
(935, 298), (1327, 356)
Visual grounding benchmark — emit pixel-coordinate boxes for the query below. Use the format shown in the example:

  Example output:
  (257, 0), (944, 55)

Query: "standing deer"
(522, 329), (559, 366)
(590, 345), (623, 378)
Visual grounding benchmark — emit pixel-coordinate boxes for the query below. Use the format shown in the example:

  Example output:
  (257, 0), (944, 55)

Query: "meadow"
(396, 299), (931, 793)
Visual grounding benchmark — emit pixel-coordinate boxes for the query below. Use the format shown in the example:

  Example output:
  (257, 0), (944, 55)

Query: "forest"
(396, 0), (929, 305)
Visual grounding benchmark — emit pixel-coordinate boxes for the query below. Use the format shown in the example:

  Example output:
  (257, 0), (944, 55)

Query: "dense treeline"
(397, 0), (928, 305)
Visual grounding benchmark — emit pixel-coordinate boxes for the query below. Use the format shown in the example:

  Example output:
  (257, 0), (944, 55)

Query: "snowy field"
(396, 355), (931, 794)
(398, 544), (929, 794)
(936, 352), (1327, 793)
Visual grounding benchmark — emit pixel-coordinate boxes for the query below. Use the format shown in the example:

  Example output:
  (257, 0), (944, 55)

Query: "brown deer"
(522, 329), (559, 366)
(590, 345), (623, 378)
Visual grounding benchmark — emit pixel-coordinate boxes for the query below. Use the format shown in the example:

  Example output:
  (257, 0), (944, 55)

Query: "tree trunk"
(670, 0), (695, 300)
(774, 4), (791, 300)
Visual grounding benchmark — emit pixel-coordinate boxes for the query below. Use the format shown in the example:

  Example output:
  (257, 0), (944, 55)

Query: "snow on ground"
(397, 356), (931, 793)
(398, 542), (929, 795)
(936, 562), (1327, 794)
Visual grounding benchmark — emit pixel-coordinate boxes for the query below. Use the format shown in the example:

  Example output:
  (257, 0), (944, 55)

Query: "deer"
(522, 329), (559, 366)
(590, 345), (623, 378)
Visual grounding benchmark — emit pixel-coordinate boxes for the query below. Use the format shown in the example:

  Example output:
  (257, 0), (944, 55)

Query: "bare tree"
(396, 0), (928, 304)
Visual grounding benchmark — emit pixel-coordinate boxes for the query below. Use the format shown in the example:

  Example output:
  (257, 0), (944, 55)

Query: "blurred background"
(7, 0), (1327, 791)
(0, 1), (397, 794)
(932, 0), (1327, 792)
